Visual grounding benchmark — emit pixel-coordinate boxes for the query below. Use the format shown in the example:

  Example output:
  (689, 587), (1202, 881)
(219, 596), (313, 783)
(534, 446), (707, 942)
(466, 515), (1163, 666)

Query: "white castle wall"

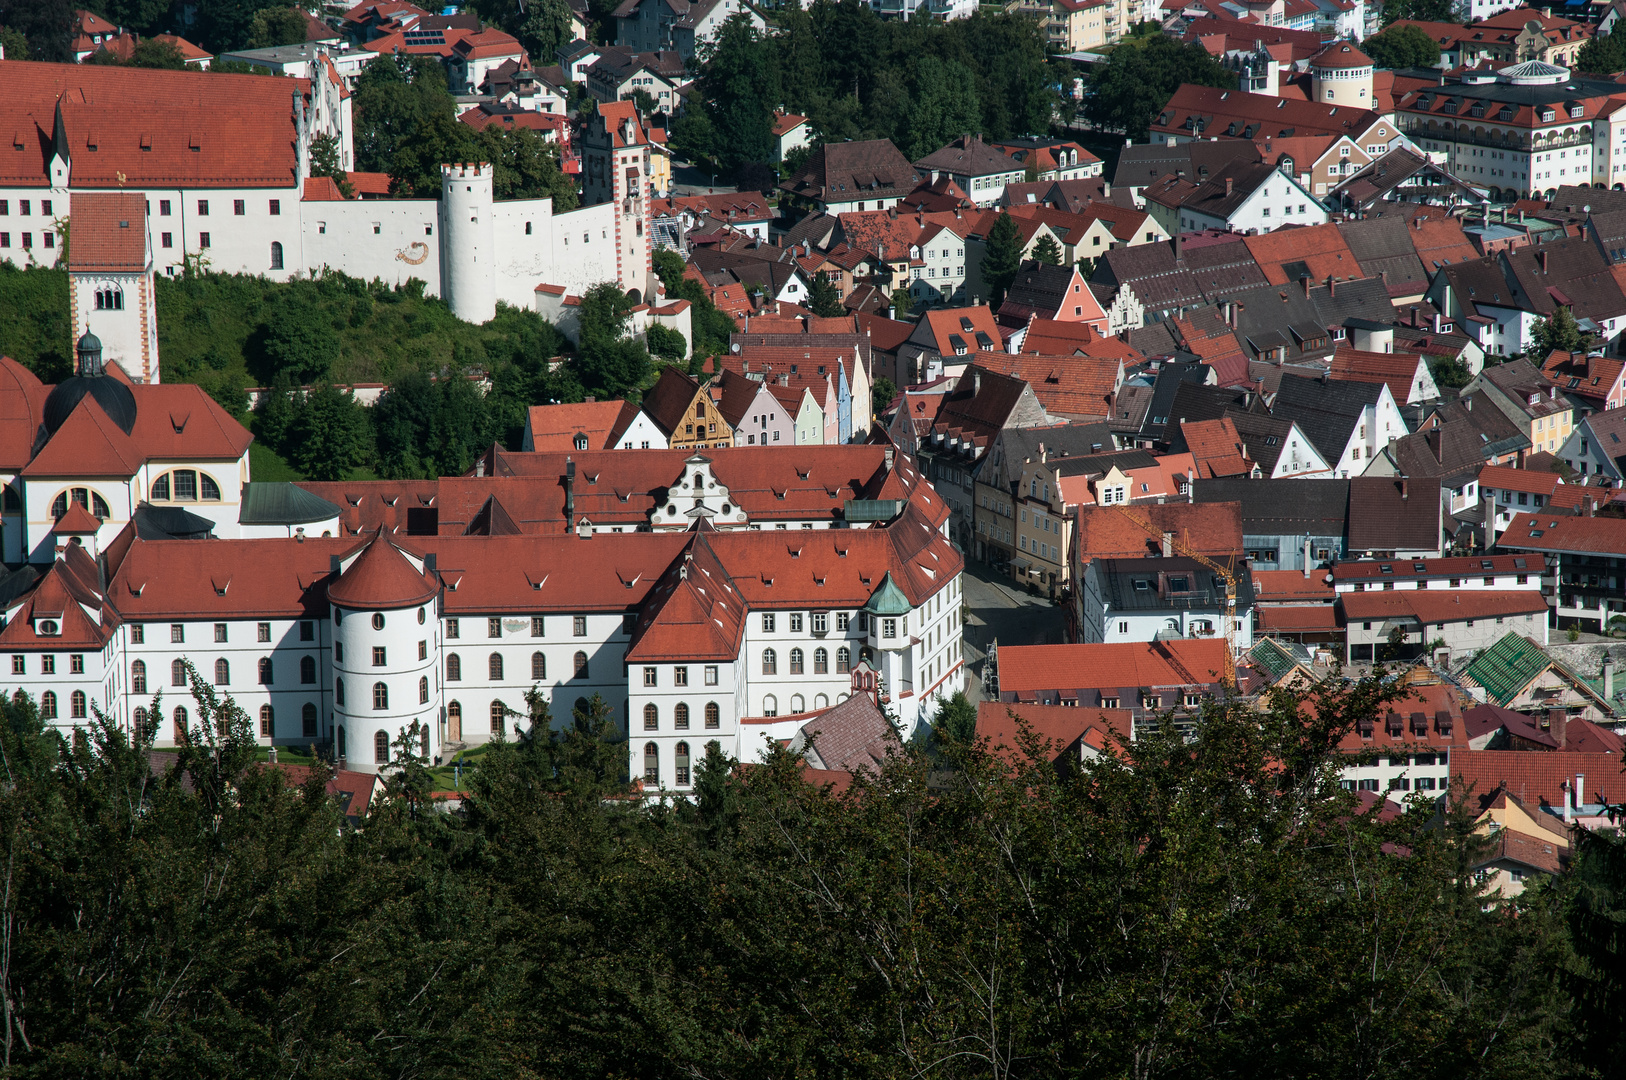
(300, 197), (445, 294)
(332, 600), (441, 771)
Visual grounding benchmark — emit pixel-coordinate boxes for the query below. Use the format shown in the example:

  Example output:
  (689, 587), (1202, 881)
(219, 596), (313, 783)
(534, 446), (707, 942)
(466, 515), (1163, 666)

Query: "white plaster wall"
(493, 199), (619, 309)
(333, 601), (440, 772)
(301, 197), (444, 293)
(625, 659), (740, 791)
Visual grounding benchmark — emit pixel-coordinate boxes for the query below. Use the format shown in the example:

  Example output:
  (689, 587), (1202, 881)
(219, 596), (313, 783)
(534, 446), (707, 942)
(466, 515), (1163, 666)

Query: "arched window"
(375, 730), (389, 764)
(258, 657), (273, 684)
(814, 647), (828, 674)
(790, 694), (805, 713)
(837, 647), (851, 673)
(762, 648), (776, 675)
(762, 695), (777, 717)
(131, 659), (146, 694)
(573, 697), (589, 720)
(531, 651), (545, 680)
(133, 705), (149, 736)
(94, 284), (123, 310)
(301, 655), (316, 684)
(490, 700), (506, 735)
(372, 682), (388, 710)
(171, 659), (186, 686)
(489, 653), (503, 680)
(92, 493), (109, 518)
(446, 654), (462, 680)
(302, 702), (318, 737)
(213, 658), (229, 686)
(574, 651), (589, 678)
(705, 702), (719, 729)
(337, 725), (346, 758)
(420, 726), (429, 761)
(674, 702), (689, 730)
(644, 703), (658, 730)
(789, 648), (804, 675)
(259, 704), (274, 736)
(643, 741), (659, 784)
(675, 741), (691, 786)
(70, 690), (86, 719)
(173, 705), (187, 741)
(270, 241), (283, 270)
(419, 675), (429, 703)
(814, 693), (829, 709)
(335, 678), (345, 706)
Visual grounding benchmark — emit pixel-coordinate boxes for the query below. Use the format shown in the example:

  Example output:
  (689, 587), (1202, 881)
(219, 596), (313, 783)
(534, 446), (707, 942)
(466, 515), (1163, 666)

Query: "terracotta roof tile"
(997, 640), (1230, 696)
(68, 193), (147, 272)
(327, 532), (438, 608)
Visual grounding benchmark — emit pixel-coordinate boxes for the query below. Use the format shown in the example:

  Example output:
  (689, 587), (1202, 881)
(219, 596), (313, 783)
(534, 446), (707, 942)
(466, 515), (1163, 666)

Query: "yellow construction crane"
(1108, 504), (1239, 688)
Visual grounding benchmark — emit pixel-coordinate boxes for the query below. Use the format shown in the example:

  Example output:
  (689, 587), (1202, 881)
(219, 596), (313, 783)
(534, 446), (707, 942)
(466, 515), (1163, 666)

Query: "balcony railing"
(1400, 121), (1594, 154)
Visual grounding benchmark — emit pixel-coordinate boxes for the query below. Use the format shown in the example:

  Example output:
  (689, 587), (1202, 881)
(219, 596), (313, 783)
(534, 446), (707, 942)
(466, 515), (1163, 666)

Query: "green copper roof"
(863, 572), (912, 616)
(1464, 633), (1550, 706)
(239, 482), (342, 526)
(1248, 637), (1305, 683)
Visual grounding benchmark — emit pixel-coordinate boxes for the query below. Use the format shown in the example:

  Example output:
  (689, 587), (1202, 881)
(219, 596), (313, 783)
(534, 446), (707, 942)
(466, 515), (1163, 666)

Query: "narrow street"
(960, 562), (1069, 705)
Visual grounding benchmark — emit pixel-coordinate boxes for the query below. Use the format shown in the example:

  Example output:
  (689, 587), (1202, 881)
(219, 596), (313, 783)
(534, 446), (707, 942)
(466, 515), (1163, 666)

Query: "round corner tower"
(440, 162), (497, 325)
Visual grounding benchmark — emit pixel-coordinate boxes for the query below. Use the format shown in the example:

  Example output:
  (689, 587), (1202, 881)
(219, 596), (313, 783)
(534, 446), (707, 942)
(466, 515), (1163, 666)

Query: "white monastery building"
(0, 335), (964, 782)
(0, 59), (651, 338)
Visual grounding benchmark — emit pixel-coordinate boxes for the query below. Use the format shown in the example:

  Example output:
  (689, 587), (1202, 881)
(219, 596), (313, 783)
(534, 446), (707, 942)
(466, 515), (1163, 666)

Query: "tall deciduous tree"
(903, 56), (981, 161)
(1084, 34), (1236, 140)
(1360, 23), (1442, 69)
(353, 53), (456, 177)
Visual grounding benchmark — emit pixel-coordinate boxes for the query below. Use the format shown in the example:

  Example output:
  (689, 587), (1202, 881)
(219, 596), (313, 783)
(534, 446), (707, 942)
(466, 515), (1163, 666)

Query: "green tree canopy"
(1084, 33), (1236, 140)
(807, 273), (845, 318)
(1031, 232), (1064, 266)
(353, 53), (456, 178)
(1380, 0), (1457, 24)
(1531, 305), (1599, 357)
(576, 281), (651, 399)
(1361, 23), (1443, 69)
(1576, 31), (1626, 75)
(981, 210), (1022, 309)
(247, 5), (307, 48)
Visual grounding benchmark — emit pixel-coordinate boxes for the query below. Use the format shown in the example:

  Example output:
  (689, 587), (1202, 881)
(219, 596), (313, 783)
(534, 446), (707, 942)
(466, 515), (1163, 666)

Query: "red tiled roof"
(1329, 346), (1428, 404)
(327, 533), (438, 609)
(1337, 589), (1550, 623)
(0, 546), (116, 649)
(345, 171), (392, 196)
(0, 357), (48, 472)
(1256, 605), (1339, 632)
(0, 61), (311, 190)
(22, 398), (143, 478)
(997, 639), (1230, 695)
(1076, 501), (1243, 562)
(1019, 319), (1141, 362)
(1330, 554), (1537, 581)
(1180, 417), (1252, 479)
(1477, 465), (1567, 497)
(302, 176), (346, 201)
(625, 531), (746, 662)
(1500, 510), (1626, 555)
(974, 700), (1129, 765)
(1540, 349), (1625, 405)
(964, 352), (1121, 419)
(1456, 749), (1624, 812)
(1252, 569), (1334, 601)
(1242, 223), (1364, 286)
(1310, 41), (1372, 69)
(525, 400), (627, 451)
(1333, 680), (1465, 752)
(52, 501), (102, 534)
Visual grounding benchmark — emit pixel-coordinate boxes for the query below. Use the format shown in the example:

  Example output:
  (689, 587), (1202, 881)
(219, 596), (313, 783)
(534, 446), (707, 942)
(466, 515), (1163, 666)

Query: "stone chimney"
(1549, 707), (1568, 748)
(1540, 248), (1549, 273)
(1161, 530), (1174, 557)
(1225, 177), (1234, 196)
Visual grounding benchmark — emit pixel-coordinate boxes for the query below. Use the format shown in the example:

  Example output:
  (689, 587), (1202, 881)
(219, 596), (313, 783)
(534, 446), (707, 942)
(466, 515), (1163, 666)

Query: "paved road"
(669, 160), (737, 197)
(960, 562), (1069, 705)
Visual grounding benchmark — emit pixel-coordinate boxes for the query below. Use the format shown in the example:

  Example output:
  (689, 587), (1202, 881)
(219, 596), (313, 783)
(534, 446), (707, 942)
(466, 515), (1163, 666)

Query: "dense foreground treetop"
(0, 666), (1601, 1078)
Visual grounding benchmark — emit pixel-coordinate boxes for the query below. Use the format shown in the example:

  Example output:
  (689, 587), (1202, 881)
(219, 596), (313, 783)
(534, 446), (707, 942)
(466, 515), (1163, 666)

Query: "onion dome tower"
(40, 327), (137, 443)
(328, 531), (441, 773)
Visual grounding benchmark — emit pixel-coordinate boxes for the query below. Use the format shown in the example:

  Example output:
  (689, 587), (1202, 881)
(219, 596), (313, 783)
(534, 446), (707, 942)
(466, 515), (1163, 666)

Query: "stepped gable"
(0, 60), (311, 188)
(326, 531), (438, 609)
(625, 530), (746, 662)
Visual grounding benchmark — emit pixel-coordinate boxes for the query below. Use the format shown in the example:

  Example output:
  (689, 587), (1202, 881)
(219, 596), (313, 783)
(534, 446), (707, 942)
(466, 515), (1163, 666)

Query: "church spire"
(49, 97), (70, 186)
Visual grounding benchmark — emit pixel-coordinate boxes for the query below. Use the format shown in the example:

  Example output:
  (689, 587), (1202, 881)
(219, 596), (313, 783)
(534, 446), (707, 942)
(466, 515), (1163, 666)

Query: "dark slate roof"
(1330, 148), (1483, 210)
(239, 481), (342, 525)
(1272, 372), (1385, 464)
(1051, 448), (1161, 478)
(914, 136), (1020, 178)
(1145, 161), (1280, 220)
(780, 139), (922, 205)
(999, 260), (1076, 323)
(1095, 556), (1255, 615)
(133, 503), (217, 539)
(1140, 362), (1212, 439)
(1225, 409), (1302, 472)
(1193, 477), (1351, 537)
(1382, 394), (1528, 480)
(1347, 476), (1442, 553)
(1337, 215), (1428, 294)
(1111, 139), (1261, 190)
(1094, 235), (1269, 316)
(1501, 235), (1626, 321)
(1164, 381), (1253, 445)
(1215, 276), (1396, 368)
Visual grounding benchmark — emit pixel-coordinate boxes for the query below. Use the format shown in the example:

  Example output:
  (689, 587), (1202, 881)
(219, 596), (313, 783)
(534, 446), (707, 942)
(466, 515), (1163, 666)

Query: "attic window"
(1412, 562), (1426, 572)
(1379, 564), (1393, 574)
(1514, 558), (1527, 568)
